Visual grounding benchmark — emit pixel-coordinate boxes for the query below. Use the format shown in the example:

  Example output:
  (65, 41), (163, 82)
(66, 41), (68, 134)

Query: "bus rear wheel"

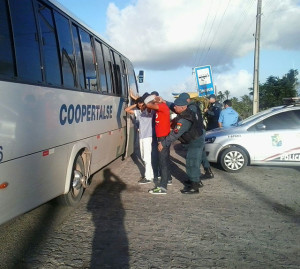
(58, 154), (85, 206)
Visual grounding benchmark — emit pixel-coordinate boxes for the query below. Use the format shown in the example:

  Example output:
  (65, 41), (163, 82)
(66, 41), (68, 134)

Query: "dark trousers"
(186, 134), (205, 182)
(151, 138), (159, 178)
(202, 148), (210, 169)
(157, 137), (171, 189)
(201, 129), (210, 169)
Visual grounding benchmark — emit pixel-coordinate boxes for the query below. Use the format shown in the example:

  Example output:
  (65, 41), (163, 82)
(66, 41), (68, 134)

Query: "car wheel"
(220, 147), (248, 173)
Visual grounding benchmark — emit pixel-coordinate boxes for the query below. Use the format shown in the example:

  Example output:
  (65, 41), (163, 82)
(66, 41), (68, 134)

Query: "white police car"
(205, 98), (300, 172)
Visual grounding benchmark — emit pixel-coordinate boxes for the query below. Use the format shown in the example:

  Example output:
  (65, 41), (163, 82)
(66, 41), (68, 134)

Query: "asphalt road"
(1, 142), (299, 268)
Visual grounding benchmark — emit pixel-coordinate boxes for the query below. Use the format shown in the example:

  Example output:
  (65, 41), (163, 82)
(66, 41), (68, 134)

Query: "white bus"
(0, 0), (139, 225)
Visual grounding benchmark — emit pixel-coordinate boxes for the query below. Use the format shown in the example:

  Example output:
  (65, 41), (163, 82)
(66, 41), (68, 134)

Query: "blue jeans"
(151, 137), (159, 178)
(157, 137), (171, 189)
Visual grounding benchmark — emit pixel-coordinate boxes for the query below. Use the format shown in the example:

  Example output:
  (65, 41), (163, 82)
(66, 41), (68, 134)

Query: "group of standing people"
(125, 91), (239, 195)
(204, 94), (239, 130)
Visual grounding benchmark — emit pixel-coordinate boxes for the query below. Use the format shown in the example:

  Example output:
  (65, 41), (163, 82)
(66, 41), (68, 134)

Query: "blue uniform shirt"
(218, 107), (239, 128)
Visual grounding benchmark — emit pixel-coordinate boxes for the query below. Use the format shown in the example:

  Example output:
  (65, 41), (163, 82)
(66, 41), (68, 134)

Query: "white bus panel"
(0, 0), (139, 225)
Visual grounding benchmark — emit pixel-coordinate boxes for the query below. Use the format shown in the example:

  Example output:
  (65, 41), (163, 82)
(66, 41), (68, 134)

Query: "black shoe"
(180, 180), (192, 192)
(200, 168), (214, 180)
(181, 182), (199, 194)
(180, 185), (191, 193)
(181, 188), (199, 194)
(138, 178), (152, 184)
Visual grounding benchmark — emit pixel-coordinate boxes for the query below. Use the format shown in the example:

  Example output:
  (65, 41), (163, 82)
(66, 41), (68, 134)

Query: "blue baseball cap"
(178, 92), (190, 100)
(174, 97), (188, 106)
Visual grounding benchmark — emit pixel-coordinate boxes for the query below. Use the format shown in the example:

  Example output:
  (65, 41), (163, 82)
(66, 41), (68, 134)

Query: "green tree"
(230, 95), (252, 120)
(217, 91), (225, 102)
(224, 90), (230, 99)
(231, 97), (239, 107)
(259, 69), (298, 109)
(248, 87), (253, 96)
(215, 69), (298, 120)
(239, 95), (252, 119)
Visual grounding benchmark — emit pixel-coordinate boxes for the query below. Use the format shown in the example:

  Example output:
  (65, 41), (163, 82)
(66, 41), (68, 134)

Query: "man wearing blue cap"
(157, 96), (205, 194)
(163, 92), (214, 180)
(180, 93), (214, 180)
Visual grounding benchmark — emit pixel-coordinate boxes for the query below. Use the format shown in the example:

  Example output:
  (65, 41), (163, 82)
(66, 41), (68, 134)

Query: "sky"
(55, 0), (300, 100)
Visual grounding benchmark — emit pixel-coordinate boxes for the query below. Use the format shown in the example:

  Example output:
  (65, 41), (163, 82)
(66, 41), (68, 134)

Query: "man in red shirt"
(144, 94), (171, 194)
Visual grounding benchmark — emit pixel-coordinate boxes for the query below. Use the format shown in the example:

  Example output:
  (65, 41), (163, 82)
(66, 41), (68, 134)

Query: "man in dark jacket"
(158, 97), (205, 194)
(204, 94), (222, 130)
(163, 92), (214, 180)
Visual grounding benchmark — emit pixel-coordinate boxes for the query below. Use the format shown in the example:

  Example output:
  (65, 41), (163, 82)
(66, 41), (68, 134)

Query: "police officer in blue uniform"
(204, 94), (222, 130)
(158, 96), (205, 194)
(165, 92), (214, 180)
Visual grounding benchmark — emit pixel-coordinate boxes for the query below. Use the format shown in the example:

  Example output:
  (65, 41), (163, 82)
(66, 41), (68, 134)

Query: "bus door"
(123, 60), (138, 158)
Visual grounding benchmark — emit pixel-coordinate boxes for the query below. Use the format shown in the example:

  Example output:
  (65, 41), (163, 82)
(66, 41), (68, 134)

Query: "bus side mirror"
(138, 70), (144, 83)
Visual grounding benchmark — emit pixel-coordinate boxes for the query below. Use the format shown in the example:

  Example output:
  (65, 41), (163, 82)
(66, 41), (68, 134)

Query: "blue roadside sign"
(194, 65), (215, 97)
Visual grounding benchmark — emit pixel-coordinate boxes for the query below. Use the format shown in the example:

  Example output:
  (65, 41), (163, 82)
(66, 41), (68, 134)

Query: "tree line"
(216, 69), (299, 119)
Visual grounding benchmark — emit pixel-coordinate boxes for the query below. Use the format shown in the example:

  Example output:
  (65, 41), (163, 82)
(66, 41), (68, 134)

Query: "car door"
(248, 110), (300, 164)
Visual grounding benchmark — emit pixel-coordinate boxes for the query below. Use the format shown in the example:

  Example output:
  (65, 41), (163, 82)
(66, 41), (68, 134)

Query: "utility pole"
(253, 0), (262, 114)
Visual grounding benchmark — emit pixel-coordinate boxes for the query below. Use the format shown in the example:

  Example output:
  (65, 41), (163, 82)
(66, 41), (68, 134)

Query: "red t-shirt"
(155, 103), (170, 137)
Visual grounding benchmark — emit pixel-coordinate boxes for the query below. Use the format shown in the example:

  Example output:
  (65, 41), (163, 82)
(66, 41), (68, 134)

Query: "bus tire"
(58, 153), (85, 206)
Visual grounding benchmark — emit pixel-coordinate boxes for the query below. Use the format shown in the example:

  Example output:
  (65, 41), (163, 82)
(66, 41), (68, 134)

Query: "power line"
(194, 0), (256, 68)
(191, 0), (214, 68)
(212, 0), (257, 68)
(197, 1), (220, 65)
(201, 0), (232, 64)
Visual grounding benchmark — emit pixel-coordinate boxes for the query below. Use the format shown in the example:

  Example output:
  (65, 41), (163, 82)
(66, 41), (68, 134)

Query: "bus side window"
(121, 59), (128, 97)
(79, 28), (98, 91)
(95, 40), (108, 93)
(37, 2), (61, 86)
(54, 11), (77, 88)
(72, 24), (85, 90)
(127, 62), (138, 95)
(109, 50), (117, 95)
(9, 0), (42, 82)
(112, 52), (123, 96)
(102, 45), (113, 94)
(0, 0), (15, 77)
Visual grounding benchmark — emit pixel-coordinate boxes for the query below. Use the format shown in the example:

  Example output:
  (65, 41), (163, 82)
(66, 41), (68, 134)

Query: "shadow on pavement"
(173, 142), (228, 173)
(87, 168), (129, 268)
(131, 152), (144, 178)
(1, 202), (69, 268)
(169, 156), (189, 185)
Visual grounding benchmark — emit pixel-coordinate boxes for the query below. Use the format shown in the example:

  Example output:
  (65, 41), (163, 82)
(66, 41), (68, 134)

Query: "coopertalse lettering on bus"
(59, 104), (113, 125)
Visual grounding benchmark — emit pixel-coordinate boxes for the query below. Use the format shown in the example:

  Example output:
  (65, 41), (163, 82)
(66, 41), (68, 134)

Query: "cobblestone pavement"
(6, 142), (300, 268)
